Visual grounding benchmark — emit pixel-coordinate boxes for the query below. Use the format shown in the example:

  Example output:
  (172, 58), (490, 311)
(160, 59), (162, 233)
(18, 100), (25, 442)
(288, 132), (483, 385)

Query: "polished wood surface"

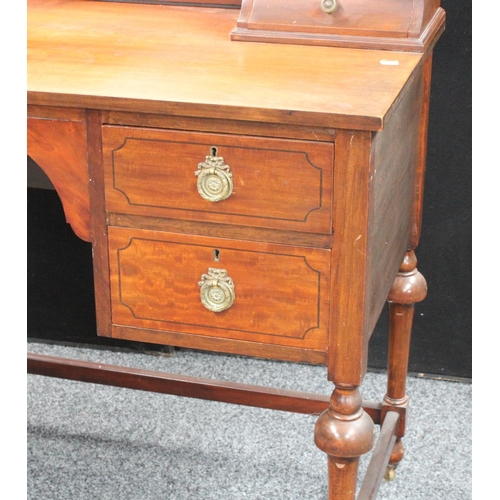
(315, 385), (375, 500)
(383, 250), (427, 470)
(108, 227), (331, 352)
(239, 0), (416, 35)
(411, 54), (434, 249)
(365, 61), (426, 336)
(27, 0), (442, 497)
(233, 0), (445, 52)
(27, 106), (90, 241)
(327, 129), (372, 383)
(86, 110), (113, 336)
(103, 126), (334, 234)
(27, 352), (383, 422)
(358, 411), (399, 500)
(107, 213), (333, 248)
(102, 111), (338, 142)
(28, 0), (424, 130)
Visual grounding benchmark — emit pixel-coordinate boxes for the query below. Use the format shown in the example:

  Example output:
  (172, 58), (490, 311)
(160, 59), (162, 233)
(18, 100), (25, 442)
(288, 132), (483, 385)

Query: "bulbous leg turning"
(315, 385), (375, 500)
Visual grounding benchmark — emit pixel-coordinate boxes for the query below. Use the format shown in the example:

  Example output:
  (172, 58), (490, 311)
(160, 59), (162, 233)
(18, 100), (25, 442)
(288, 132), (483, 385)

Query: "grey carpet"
(27, 342), (472, 499)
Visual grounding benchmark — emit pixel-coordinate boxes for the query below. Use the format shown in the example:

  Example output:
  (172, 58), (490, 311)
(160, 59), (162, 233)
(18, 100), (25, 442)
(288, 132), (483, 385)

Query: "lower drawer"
(108, 227), (330, 353)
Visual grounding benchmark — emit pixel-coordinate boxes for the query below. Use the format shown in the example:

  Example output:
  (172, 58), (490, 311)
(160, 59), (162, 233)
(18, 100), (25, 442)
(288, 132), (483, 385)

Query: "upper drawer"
(103, 127), (334, 234)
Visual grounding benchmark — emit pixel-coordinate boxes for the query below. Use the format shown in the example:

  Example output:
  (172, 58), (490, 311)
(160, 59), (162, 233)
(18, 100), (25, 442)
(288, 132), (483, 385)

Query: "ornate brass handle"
(320, 0), (337, 13)
(195, 152), (233, 202)
(198, 268), (235, 312)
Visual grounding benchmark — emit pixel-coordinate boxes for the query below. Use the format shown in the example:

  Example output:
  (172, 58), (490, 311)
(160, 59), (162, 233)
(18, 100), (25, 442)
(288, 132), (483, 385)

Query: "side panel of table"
(328, 58), (429, 385)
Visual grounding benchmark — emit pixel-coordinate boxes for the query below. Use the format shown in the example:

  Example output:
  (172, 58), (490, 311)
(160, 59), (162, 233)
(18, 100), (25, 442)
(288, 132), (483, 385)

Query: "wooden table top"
(28, 0), (424, 130)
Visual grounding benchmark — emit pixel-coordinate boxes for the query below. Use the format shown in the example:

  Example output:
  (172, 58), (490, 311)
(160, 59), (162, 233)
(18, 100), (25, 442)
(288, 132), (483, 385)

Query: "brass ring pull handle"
(198, 268), (235, 312)
(195, 154), (233, 202)
(320, 0), (337, 14)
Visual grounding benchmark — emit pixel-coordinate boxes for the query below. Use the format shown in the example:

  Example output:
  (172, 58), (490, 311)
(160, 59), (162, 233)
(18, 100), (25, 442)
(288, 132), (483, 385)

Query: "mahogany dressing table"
(27, 0), (445, 498)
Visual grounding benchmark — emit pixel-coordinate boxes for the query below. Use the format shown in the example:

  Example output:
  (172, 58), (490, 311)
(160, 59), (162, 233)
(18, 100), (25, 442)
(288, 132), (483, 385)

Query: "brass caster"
(384, 465), (396, 482)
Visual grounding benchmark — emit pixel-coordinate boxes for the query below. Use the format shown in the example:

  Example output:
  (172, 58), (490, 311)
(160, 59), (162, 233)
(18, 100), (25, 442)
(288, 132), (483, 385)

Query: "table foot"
(384, 465), (396, 482)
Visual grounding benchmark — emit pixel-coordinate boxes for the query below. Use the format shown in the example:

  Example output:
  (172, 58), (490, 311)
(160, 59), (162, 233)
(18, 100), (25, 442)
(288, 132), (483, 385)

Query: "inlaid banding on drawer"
(103, 127), (334, 234)
(108, 228), (330, 351)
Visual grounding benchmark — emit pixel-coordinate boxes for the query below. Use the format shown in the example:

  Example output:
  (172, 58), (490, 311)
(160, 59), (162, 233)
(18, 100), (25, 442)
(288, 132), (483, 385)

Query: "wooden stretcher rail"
(358, 411), (400, 500)
(27, 353), (381, 421)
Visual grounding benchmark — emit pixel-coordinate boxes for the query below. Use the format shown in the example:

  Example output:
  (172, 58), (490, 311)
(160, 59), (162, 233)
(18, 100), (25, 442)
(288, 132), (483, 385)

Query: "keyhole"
(210, 146), (218, 157)
(213, 249), (220, 262)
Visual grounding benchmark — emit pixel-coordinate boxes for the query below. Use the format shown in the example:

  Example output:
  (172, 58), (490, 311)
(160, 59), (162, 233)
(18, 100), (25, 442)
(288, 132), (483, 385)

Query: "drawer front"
(103, 127), (334, 234)
(108, 227), (330, 351)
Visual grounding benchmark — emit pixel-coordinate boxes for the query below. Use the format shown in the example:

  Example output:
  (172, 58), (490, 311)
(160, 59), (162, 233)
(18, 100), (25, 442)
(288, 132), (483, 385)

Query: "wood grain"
(357, 411), (399, 500)
(27, 112), (90, 241)
(328, 129), (373, 384)
(103, 126), (333, 234)
(411, 53), (434, 249)
(233, 0), (445, 53)
(327, 58), (430, 385)
(238, 0), (414, 36)
(28, 0), (424, 130)
(27, 2), (444, 497)
(364, 61), (426, 337)
(27, 352), (382, 422)
(108, 227), (331, 351)
(86, 109), (112, 336)
(102, 111), (337, 142)
(112, 324), (328, 364)
(107, 213), (332, 248)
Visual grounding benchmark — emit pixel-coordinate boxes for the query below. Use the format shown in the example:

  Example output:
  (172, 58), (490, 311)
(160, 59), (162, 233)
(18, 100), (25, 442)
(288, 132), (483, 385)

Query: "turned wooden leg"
(315, 385), (375, 500)
(383, 250), (427, 475)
